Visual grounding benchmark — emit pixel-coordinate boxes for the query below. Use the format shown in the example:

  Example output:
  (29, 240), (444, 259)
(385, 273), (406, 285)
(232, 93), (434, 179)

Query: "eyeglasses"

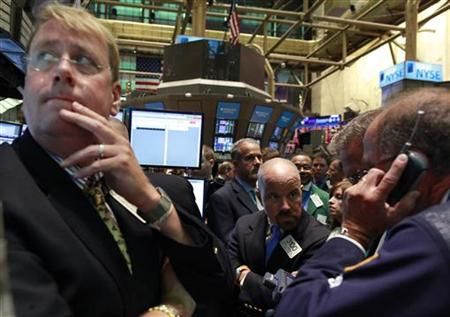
(348, 169), (368, 185)
(25, 50), (109, 75)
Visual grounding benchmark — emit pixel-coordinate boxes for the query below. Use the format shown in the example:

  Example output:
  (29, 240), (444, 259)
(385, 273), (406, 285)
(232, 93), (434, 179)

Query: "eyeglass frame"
(24, 50), (110, 75)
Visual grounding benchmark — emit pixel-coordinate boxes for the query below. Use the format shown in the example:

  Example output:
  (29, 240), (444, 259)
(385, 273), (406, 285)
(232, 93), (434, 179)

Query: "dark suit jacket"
(0, 132), (234, 317)
(207, 179), (259, 242)
(275, 201), (450, 317)
(228, 210), (330, 314)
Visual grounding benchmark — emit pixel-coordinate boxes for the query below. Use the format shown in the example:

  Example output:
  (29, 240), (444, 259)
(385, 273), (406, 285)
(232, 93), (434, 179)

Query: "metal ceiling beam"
(305, 1), (450, 88)
(248, 0), (293, 44)
(269, 53), (341, 66)
(265, 0), (328, 56)
(306, 0), (387, 58)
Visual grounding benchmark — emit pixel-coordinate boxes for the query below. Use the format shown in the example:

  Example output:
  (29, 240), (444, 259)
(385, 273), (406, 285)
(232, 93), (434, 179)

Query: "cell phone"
(386, 150), (428, 205)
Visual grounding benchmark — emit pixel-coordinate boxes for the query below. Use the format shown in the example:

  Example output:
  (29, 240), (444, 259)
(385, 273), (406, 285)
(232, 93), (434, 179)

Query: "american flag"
(135, 56), (162, 92)
(227, 0), (240, 45)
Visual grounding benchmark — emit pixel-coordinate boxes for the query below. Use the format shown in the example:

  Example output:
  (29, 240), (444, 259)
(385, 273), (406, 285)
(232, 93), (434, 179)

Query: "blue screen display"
(216, 102), (241, 119)
(250, 105), (273, 123)
(276, 111), (294, 128)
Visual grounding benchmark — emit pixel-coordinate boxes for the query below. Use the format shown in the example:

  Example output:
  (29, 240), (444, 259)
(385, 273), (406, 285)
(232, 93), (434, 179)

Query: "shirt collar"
(235, 176), (256, 193)
(302, 181), (312, 192)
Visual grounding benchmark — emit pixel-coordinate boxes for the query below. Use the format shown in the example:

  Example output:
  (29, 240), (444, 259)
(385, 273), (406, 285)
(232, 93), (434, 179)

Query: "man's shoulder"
(311, 184), (329, 200)
(211, 179), (238, 196)
(235, 210), (265, 228)
(414, 201), (450, 248)
(298, 213), (330, 239)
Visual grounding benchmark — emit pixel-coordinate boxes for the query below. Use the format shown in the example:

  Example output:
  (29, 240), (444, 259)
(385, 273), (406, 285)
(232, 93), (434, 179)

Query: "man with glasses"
(0, 4), (233, 317)
(274, 88), (450, 316)
(290, 153), (329, 226)
(208, 138), (263, 242)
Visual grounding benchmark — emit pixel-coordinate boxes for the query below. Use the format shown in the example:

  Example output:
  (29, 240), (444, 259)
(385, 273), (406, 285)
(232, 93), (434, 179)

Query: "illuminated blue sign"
(145, 102), (165, 110)
(250, 105), (273, 123)
(276, 111), (294, 128)
(380, 61), (442, 87)
(300, 115), (341, 127)
(379, 62), (405, 88)
(405, 61), (442, 82)
(216, 102), (241, 119)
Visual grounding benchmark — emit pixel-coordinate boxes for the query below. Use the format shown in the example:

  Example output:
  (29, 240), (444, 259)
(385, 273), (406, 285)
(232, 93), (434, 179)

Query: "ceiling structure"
(86, 0), (449, 88)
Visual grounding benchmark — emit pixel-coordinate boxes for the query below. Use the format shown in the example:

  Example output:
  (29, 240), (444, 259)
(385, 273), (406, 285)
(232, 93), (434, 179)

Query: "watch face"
(137, 187), (173, 224)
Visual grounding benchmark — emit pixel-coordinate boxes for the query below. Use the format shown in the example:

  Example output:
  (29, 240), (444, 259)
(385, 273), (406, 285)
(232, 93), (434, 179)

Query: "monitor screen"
(271, 126), (283, 141)
(0, 121), (22, 144)
(216, 101), (240, 119)
(276, 111), (295, 128)
(215, 119), (235, 135)
(186, 177), (206, 217)
(268, 141), (279, 150)
(129, 109), (203, 168)
(247, 122), (265, 138)
(213, 136), (234, 152)
(250, 105), (273, 123)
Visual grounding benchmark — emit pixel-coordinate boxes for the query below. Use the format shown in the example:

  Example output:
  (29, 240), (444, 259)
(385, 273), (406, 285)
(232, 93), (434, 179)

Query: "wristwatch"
(137, 187), (173, 224)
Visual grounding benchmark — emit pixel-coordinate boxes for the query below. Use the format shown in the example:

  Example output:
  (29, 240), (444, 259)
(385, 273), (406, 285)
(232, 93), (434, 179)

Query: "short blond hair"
(28, 3), (120, 82)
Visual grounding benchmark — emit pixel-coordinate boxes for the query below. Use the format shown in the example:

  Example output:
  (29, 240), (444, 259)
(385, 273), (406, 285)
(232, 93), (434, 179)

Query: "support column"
(405, 0), (420, 61)
(192, 0), (206, 37)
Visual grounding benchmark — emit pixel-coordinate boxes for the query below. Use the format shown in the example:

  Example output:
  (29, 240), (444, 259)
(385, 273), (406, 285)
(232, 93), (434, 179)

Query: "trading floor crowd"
(1, 4), (449, 317)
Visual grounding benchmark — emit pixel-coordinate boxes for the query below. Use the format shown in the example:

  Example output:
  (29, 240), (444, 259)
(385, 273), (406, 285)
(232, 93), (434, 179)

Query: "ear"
(110, 81), (122, 116)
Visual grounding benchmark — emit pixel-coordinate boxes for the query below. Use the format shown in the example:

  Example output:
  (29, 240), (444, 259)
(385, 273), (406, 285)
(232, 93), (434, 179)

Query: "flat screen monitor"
(216, 101), (240, 119)
(271, 126), (283, 141)
(250, 105), (272, 123)
(129, 109), (203, 168)
(268, 141), (279, 150)
(215, 119), (235, 135)
(214, 136), (234, 152)
(247, 122), (265, 138)
(0, 121), (22, 144)
(186, 177), (206, 217)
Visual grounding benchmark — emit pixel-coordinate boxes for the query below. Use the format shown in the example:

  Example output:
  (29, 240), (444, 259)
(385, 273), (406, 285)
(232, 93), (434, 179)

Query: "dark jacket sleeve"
(274, 216), (450, 317)
(207, 190), (235, 242)
(159, 203), (235, 307)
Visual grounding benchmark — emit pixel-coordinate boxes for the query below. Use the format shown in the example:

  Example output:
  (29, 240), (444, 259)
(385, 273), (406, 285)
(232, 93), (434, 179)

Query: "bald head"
(258, 158), (300, 199)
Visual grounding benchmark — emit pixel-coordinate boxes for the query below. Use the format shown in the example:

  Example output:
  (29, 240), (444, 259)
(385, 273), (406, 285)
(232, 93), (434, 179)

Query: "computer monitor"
(0, 121), (22, 144)
(268, 141), (279, 150)
(271, 126), (283, 141)
(215, 119), (235, 135)
(247, 122), (265, 138)
(213, 136), (234, 153)
(129, 109), (203, 168)
(186, 177), (206, 217)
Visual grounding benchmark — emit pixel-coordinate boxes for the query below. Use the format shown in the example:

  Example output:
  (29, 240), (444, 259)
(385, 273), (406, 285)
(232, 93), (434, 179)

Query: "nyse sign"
(380, 61), (442, 88)
(405, 61), (442, 82)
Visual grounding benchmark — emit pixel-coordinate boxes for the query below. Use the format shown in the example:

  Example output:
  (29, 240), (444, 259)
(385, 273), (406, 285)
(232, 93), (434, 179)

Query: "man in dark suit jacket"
(208, 138), (263, 242)
(228, 158), (330, 316)
(0, 4), (233, 317)
(275, 88), (450, 316)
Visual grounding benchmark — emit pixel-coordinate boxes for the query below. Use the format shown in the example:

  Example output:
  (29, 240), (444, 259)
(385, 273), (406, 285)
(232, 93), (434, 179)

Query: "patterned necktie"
(84, 177), (132, 273)
(265, 224), (281, 264)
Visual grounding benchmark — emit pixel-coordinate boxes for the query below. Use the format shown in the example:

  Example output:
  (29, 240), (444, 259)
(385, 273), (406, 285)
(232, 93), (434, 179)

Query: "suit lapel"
(242, 212), (267, 273)
(231, 180), (258, 214)
(13, 132), (130, 293)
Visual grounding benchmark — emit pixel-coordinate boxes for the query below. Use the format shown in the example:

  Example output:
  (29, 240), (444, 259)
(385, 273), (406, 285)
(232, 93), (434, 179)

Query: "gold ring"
(98, 144), (104, 159)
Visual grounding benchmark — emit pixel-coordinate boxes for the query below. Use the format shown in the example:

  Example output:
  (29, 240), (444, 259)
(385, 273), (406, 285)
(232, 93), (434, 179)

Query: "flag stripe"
(228, 1), (240, 45)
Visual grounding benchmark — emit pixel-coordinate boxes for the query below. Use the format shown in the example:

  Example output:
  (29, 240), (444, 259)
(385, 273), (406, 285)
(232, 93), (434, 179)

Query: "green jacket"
(305, 183), (330, 225)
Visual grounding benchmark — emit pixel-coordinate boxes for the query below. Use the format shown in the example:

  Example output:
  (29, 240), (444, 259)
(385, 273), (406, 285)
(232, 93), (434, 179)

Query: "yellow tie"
(84, 177), (132, 273)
